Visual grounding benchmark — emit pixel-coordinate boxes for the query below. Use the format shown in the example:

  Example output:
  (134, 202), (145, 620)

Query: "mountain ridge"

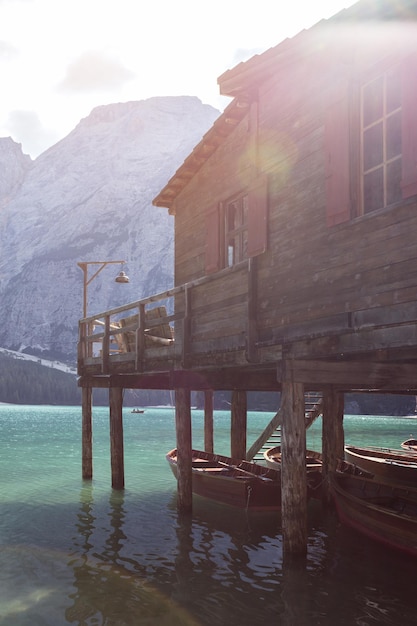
(0, 96), (220, 359)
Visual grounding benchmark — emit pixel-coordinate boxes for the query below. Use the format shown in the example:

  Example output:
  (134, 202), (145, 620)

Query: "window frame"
(325, 52), (417, 227)
(359, 66), (402, 215)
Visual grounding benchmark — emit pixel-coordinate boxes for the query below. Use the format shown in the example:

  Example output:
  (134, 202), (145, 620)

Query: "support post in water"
(109, 386), (125, 489)
(204, 389), (214, 453)
(281, 379), (307, 556)
(175, 387), (192, 512)
(231, 389), (247, 459)
(82, 386), (93, 480)
(322, 387), (344, 504)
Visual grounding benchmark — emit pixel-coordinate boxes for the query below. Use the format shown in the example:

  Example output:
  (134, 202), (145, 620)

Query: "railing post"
(102, 315), (110, 374)
(78, 321), (86, 370)
(135, 303), (146, 371)
(87, 321), (95, 359)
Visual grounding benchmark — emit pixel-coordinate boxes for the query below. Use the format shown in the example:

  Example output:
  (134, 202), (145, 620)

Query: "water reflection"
(65, 484), (197, 625)
(170, 496), (284, 624)
(61, 485), (417, 626)
(171, 495), (417, 626)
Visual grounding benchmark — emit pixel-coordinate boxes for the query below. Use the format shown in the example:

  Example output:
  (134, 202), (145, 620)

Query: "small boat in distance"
(131, 408), (145, 414)
(166, 449), (283, 510)
(344, 444), (417, 486)
(401, 438), (417, 451)
(331, 462), (417, 559)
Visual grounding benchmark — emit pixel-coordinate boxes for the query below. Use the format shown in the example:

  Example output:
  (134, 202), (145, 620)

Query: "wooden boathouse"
(78, 0), (417, 555)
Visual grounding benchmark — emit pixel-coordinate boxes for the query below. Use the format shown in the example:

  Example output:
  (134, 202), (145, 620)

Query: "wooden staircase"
(248, 392), (323, 463)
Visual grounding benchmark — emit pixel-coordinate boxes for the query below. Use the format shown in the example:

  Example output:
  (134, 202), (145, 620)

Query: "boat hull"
(331, 469), (417, 558)
(344, 445), (417, 486)
(167, 449), (282, 510)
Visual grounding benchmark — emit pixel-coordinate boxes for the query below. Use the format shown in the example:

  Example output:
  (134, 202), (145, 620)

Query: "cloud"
(7, 110), (59, 157)
(0, 40), (19, 60)
(231, 47), (266, 65)
(58, 51), (135, 94)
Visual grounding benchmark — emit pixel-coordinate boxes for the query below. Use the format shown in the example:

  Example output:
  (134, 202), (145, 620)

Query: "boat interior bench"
(192, 459), (220, 468)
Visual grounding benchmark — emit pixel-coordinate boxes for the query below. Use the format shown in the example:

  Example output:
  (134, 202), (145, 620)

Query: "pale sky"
(0, 0), (358, 158)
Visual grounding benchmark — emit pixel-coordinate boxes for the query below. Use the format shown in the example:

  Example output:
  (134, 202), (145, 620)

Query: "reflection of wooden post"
(82, 386), (93, 479)
(109, 387), (124, 489)
(322, 387), (344, 504)
(175, 388), (192, 512)
(204, 390), (214, 453)
(231, 390), (247, 459)
(281, 379), (307, 556)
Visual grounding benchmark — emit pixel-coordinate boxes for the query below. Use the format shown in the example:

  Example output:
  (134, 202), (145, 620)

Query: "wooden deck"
(78, 253), (417, 394)
(78, 260), (260, 384)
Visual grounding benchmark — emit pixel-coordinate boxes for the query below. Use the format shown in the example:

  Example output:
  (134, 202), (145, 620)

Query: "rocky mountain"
(0, 96), (219, 361)
(0, 137), (32, 198)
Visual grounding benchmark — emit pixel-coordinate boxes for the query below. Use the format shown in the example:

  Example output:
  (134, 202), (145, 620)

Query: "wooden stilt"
(204, 389), (214, 453)
(109, 386), (124, 490)
(82, 386), (93, 480)
(281, 380), (307, 556)
(231, 389), (247, 459)
(322, 387), (344, 504)
(175, 388), (192, 513)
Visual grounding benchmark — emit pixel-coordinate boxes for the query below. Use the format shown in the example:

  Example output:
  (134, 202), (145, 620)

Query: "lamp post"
(77, 260), (129, 318)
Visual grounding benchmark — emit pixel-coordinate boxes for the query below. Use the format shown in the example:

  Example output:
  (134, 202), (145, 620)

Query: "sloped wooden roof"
(152, 0), (416, 212)
(152, 97), (249, 212)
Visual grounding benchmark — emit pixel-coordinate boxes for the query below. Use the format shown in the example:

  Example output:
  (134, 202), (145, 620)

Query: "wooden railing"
(78, 259), (256, 375)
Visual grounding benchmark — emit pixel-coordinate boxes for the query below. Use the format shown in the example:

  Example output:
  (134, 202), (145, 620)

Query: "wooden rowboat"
(166, 449), (283, 510)
(331, 462), (417, 558)
(264, 446), (323, 471)
(263, 446), (323, 498)
(344, 444), (417, 486)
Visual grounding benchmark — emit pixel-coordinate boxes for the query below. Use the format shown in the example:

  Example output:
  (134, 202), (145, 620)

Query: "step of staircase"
(250, 392), (323, 463)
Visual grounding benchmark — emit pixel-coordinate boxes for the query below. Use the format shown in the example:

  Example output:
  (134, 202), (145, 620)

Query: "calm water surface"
(1, 405), (417, 625)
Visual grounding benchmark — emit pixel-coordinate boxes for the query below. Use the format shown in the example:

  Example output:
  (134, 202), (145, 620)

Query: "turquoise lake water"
(1, 404), (417, 625)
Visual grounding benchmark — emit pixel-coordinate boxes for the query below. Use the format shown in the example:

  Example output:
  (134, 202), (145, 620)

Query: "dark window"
(225, 194), (248, 266)
(205, 177), (268, 274)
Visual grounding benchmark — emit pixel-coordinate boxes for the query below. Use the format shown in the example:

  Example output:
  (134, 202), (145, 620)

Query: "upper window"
(361, 67), (402, 214)
(325, 52), (417, 227)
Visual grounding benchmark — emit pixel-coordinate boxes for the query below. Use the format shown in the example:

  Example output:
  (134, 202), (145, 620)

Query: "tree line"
(0, 353), (414, 413)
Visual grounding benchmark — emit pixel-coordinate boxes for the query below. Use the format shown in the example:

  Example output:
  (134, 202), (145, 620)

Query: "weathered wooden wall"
(171, 34), (417, 364)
